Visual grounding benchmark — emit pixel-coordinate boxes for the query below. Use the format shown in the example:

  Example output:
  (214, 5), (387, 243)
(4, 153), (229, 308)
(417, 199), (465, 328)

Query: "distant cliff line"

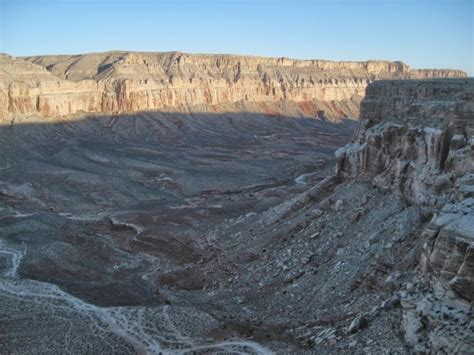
(0, 51), (467, 121)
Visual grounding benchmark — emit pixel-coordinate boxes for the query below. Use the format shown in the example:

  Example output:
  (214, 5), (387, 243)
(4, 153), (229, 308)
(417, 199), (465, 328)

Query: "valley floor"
(1, 111), (471, 353)
(0, 112), (355, 353)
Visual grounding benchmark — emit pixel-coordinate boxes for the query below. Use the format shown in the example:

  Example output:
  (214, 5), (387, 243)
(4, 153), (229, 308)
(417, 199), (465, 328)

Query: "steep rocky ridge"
(336, 78), (474, 353)
(0, 51), (466, 121)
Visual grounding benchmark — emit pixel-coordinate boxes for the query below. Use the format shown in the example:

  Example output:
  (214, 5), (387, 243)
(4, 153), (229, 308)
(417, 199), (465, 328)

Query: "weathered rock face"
(402, 198), (474, 353)
(359, 79), (474, 134)
(0, 52), (466, 121)
(420, 198), (474, 303)
(337, 79), (474, 206)
(336, 79), (474, 353)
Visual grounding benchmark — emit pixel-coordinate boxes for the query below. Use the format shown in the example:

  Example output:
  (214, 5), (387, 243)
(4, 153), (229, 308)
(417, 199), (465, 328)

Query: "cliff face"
(337, 79), (474, 205)
(0, 52), (466, 121)
(336, 79), (474, 353)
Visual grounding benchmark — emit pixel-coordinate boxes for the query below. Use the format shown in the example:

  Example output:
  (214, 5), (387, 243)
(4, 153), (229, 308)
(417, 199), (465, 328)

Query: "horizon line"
(1, 49), (468, 73)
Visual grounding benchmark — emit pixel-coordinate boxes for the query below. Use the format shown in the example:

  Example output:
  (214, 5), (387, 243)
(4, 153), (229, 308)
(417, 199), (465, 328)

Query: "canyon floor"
(1, 79), (473, 354)
(0, 111), (363, 353)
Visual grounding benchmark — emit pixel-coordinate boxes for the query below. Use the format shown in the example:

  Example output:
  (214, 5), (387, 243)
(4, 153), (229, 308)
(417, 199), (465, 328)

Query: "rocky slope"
(336, 78), (474, 353)
(0, 51), (466, 121)
(0, 105), (358, 353)
(0, 73), (472, 353)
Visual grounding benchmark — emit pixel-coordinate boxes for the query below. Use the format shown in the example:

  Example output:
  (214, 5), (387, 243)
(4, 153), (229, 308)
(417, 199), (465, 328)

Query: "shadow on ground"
(0, 110), (357, 353)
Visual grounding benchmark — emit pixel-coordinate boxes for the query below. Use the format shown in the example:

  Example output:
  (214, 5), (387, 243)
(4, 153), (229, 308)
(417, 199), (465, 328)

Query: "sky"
(0, 0), (473, 75)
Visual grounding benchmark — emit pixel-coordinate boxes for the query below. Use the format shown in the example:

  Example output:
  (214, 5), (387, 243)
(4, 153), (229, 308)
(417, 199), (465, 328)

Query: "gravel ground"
(0, 112), (430, 353)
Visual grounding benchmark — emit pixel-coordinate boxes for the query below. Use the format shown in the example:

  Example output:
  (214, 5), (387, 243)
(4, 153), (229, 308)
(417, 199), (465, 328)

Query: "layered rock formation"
(0, 56), (472, 352)
(337, 79), (474, 205)
(336, 78), (474, 353)
(0, 52), (466, 121)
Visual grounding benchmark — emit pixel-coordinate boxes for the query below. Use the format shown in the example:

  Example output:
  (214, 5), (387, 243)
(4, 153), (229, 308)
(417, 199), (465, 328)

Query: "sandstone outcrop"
(336, 78), (474, 353)
(0, 52), (466, 122)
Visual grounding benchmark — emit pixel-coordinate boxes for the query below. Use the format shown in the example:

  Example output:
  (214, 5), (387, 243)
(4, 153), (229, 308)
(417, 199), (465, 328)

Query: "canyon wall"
(337, 79), (473, 205)
(336, 78), (474, 353)
(0, 52), (466, 122)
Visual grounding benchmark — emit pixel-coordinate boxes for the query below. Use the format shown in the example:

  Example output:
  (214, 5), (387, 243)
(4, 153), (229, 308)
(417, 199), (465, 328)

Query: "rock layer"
(0, 52), (466, 121)
(336, 78), (474, 353)
(337, 79), (474, 206)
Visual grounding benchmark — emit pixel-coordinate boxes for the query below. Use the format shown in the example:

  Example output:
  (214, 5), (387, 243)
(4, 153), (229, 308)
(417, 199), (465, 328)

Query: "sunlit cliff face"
(0, 52), (466, 121)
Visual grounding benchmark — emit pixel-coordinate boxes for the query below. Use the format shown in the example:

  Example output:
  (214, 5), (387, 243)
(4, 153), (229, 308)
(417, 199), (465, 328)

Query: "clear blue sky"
(1, 0), (472, 74)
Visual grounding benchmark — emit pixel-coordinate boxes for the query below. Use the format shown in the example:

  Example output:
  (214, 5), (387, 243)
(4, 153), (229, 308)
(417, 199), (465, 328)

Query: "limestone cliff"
(336, 79), (474, 353)
(0, 51), (466, 121)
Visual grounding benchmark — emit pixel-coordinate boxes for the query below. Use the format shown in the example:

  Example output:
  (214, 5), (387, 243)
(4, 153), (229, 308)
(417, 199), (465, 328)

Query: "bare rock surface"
(0, 66), (472, 353)
(337, 78), (474, 353)
(0, 51), (466, 121)
(337, 79), (474, 205)
(0, 108), (357, 353)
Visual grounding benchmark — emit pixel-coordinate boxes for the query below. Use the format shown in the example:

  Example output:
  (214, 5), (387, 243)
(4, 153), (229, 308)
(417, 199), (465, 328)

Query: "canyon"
(0, 51), (466, 121)
(0, 52), (472, 354)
